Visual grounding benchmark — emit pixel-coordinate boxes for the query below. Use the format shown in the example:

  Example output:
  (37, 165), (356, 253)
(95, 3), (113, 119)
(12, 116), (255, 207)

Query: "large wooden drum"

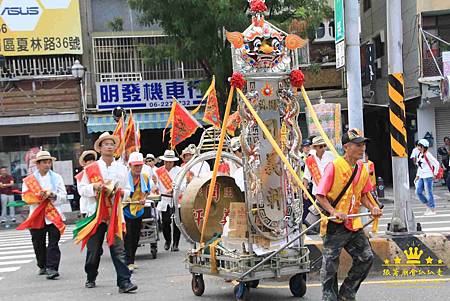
(180, 175), (244, 242)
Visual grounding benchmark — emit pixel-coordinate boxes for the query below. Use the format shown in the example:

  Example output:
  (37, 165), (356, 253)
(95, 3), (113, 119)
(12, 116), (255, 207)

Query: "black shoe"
(171, 244), (179, 252)
(119, 282), (138, 293)
(164, 241), (171, 250)
(46, 269), (59, 280)
(38, 268), (47, 275)
(85, 280), (96, 288)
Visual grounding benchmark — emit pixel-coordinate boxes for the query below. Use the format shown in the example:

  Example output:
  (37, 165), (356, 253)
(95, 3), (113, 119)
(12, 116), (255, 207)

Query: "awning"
(86, 111), (204, 133)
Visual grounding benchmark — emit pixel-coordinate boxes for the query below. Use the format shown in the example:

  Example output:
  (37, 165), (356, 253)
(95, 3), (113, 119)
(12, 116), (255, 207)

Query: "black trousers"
(124, 216), (143, 264)
(29, 224), (61, 271)
(84, 222), (131, 287)
(161, 205), (180, 246)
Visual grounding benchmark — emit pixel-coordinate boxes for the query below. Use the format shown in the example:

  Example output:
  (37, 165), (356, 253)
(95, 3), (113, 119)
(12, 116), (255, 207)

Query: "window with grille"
(92, 35), (204, 82)
(0, 55), (79, 79)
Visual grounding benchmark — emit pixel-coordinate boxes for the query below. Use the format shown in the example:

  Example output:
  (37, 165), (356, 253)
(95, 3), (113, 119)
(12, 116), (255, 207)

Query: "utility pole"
(386, 0), (417, 234)
(344, 0), (364, 131)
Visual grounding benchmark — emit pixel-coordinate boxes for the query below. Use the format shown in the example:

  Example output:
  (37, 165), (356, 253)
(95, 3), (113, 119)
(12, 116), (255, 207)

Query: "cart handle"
(238, 212), (373, 280)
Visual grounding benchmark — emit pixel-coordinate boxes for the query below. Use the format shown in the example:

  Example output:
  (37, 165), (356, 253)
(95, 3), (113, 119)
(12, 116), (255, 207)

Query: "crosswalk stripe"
(0, 254), (36, 260)
(0, 235), (73, 243)
(0, 260), (33, 266)
(0, 267), (20, 273)
(381, 207), (450, 213)
(379, 213), (450, 221)
(421, 227), (450, 232)
(379, 220), (450, 227)
(0, 249), (35, 256)
(0, 242), (33, 247)
(0, 245), (34, 251)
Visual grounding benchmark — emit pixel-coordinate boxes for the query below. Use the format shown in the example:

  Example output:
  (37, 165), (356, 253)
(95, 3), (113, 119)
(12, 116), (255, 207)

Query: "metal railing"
(0, 55), (80, 80)
(92, 35), (204, 82)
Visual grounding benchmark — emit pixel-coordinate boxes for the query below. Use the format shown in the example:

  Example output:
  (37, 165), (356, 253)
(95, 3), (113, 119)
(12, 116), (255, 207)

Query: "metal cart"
(139, 195), (160, 259)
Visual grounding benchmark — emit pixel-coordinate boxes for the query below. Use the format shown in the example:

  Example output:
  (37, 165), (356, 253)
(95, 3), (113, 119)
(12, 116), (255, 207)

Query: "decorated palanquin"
(226, 0), (306, 241)
(176, 1), (312, 299)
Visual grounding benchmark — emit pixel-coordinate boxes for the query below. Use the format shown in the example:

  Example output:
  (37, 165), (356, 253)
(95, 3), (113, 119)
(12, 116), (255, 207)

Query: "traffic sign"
(334, 0), (345, 43)
(336, 40), (345, 69)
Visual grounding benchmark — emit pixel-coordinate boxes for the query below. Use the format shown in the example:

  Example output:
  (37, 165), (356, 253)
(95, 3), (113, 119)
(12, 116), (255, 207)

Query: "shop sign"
(96, 79), (203, 111)
(0, 0), (83, 56)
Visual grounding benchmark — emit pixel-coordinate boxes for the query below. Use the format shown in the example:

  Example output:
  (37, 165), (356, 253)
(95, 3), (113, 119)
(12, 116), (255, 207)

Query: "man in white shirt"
(415, 139), (440, 215)
(302, 136), (335, 225)
(154, 150), (182, 251)
(19, 151), (67, 280)
(77, 132), (137, 293)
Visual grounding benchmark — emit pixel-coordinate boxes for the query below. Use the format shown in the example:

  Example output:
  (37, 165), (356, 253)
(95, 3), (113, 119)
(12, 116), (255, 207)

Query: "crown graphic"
(404, 247), (423, 264)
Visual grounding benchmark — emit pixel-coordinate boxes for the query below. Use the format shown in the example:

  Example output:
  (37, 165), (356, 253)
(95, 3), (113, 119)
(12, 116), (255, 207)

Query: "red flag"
(113, 116), (125, 157)
(203, 80), (221, 128)
(226, 111), (241, 136)
(164, 99), (201, 149)
(123, 111), (137, 161)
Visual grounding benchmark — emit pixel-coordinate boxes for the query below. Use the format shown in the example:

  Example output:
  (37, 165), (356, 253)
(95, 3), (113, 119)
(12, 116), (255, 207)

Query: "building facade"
(0, 0), (83, 186)
(360, 0), (450, 183)
(79, 0), (205, 158)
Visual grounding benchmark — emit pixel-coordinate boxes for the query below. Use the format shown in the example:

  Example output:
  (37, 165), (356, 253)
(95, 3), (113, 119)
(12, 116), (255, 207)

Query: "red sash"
(305, 156), (322, 185)
(76, 162), (124, 249)
(84, 162), (111, 222)
(156, 167), (173, 190)
(17, 174), (66, 234)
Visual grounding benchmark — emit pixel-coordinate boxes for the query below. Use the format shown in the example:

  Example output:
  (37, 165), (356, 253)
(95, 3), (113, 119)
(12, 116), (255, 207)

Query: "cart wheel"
(234, 282), (250, 301)
(248, 279), (259, 288)
(289, 273), (307, 297)
(151, 246), (157, 259)
(191, 274), (205, 296)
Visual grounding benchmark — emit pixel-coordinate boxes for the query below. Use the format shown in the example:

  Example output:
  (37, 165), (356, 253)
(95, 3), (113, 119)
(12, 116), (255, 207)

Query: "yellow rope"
(200, 86), (235, 244)
(236, 88), (330, 235)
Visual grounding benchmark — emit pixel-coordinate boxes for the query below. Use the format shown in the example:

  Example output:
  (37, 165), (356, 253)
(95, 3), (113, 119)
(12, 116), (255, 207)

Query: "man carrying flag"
(75, 132), (137, 293)
(18, 150), (67, 280)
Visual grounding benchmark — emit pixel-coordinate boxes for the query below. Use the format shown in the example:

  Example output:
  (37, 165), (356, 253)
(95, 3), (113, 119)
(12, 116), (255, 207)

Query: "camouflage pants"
(321, 222), (374, 301)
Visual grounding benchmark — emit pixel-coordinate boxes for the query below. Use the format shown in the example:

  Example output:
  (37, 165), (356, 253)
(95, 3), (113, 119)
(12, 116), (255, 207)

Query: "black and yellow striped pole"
(386, 0), (417, 234)
(388, 73), (407, 158)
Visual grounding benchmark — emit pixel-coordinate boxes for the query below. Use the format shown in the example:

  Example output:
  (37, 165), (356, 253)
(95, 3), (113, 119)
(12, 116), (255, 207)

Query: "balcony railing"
(0, 55), (80, 80)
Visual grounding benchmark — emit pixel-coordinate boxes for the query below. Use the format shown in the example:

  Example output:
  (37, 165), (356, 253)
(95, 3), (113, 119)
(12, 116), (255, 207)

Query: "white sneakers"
(424, 208), (436, 216)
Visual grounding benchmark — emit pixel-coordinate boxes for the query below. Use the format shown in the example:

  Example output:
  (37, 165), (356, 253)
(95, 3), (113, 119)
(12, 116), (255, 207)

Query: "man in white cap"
(77, 132), (137, 293)
(303, 136), (335, 224)
(17, 150), (67, 280)
(154, 150), (181, 251)
(124, 152), (150, 271)
(76, 150), (97, 218)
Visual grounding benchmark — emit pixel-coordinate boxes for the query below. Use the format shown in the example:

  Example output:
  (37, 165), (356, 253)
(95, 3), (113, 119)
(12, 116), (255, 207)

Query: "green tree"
(128, 0), (332, 101)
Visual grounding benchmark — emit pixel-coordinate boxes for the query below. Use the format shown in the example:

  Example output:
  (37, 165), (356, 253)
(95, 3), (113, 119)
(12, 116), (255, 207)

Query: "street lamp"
(71, 59), (87, 148)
